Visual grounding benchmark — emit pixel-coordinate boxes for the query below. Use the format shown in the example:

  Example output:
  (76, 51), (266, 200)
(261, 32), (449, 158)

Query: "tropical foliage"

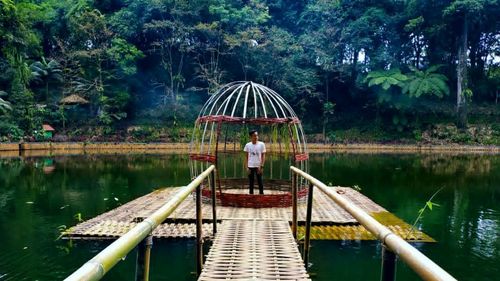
(0, 0), (499, 142)
(403, 66), (450, 98)
(366, 69), (408, 91)
(0, 91), (11, 114)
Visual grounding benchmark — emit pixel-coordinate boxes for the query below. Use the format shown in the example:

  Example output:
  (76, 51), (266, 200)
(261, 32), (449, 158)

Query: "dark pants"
(248, 167), (263, 194)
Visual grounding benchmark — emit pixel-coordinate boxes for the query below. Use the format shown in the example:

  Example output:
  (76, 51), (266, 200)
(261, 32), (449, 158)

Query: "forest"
(1, 0), (499, 144)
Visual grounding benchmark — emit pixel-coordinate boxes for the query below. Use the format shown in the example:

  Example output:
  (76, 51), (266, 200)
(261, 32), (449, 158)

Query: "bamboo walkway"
(198, 219), (310, 281)
(65, 186), (433, 242)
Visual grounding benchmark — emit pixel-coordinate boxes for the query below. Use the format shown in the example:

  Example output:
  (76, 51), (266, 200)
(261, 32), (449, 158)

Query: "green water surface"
(0, 153), (499, 280)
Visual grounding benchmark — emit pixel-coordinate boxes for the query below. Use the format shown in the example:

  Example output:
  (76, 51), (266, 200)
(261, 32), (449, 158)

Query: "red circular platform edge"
(201, 187), (309, 208)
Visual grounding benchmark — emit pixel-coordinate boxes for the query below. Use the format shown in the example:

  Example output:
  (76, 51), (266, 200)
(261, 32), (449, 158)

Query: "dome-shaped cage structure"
(189, 81), (309, 208)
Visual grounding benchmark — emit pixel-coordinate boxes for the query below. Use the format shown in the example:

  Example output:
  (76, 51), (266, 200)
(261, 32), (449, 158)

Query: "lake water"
(0, 152), (499, 280)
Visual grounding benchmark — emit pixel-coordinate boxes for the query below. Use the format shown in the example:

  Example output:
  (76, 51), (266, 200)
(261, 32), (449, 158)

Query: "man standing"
(244, 130), (266, 194)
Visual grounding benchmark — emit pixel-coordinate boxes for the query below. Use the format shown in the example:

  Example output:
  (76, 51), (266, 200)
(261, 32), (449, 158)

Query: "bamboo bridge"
(62, 165), (456, 281)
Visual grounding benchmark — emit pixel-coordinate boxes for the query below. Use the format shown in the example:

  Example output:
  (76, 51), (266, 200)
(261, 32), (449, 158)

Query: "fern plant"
(402, 65), (450, 98)
(0, 91), (12, 114)
(365, 69), (408, 90)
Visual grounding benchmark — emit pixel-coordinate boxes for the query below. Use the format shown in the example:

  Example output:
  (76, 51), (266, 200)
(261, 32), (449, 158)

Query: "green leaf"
(426, 201), (433, 210)
(392, 73), (408, 81)
(382, 81), (391, 90)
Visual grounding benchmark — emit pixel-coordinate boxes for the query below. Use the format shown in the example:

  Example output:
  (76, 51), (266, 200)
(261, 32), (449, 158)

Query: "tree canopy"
(0, 0), (499, 142)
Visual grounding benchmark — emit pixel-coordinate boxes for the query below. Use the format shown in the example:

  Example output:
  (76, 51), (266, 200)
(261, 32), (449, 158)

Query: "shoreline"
(0, 142), (499, 157)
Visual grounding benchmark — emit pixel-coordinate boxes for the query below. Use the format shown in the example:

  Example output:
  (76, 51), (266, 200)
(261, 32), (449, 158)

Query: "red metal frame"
(295, 153), (309, 161)
(193, 114), (306, 208)
(196, 115), (300, 125)
(189, 154), (217, 163)
(201, 187), (309, 208)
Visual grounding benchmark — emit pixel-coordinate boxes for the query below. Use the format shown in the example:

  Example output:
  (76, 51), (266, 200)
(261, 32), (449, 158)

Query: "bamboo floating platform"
(198, 219), (310, 281)
(65, 186), (433, 242)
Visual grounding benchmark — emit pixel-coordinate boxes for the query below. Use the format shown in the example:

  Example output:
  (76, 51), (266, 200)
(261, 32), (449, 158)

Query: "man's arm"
(261, 143), (266, 167)
(257, 152), (265, 175)
(259, 143), (266, 174)
(243, 144), (248, 170)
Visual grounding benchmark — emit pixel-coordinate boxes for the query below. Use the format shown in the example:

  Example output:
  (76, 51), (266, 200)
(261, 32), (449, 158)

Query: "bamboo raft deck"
(198, 219), (310, 281)
(65, 186), (434, 242)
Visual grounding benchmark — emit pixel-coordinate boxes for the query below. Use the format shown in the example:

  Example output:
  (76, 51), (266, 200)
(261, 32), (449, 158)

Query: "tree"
(403, 16), (426, 69)
(8, 54), (36, 132)
(488, 67), (500, 104)
(402, 65), (450, 98)
(30, 57), (63, 102)
(64, 3), (141, 126)
(251, 27), (321, 116)
(208, 0), (271, 31)
(322, 102), (335, 143)
(444, 0), (485, 128)
(143, 1), (197, 105)
(192, 22), (227, 93)
(106, 38), (144, 76)
(365, 68), (412, 130)
(0, 0), (499, 140)
(209, 0), (271, 79)
(0, 0), (42, 132)
(67, 5), (112, 116)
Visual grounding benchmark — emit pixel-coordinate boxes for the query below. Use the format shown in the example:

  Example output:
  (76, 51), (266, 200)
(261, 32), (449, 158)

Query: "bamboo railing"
(290, 166), (457, 281)
(64, 165), (216, 281)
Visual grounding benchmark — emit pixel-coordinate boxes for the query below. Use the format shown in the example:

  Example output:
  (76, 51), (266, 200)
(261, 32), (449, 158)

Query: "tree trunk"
(323, 74), (329, 144)
(46, 82), (49, 102)
(456, 16), (468, 129)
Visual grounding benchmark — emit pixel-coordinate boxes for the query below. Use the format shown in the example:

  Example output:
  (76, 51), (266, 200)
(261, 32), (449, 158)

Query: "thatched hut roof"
(59, 94), (89, 105)
(42, 124), (55, 131)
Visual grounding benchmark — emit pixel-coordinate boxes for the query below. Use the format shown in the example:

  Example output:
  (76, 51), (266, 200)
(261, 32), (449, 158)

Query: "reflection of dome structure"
(189, 81), (309, 208)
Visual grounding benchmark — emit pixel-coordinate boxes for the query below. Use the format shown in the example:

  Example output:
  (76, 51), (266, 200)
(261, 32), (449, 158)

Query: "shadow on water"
(0, 153), (499, 280)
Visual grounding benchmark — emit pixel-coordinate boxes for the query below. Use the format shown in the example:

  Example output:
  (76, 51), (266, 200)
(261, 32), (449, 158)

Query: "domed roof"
(198, 81), (299, 122)
(189, 81), (309, 186)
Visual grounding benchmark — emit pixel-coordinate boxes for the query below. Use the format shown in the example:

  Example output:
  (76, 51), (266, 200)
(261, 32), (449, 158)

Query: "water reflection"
(472, 209), (499, 259)
(419, 154), (492, 175)
(0, 153), (498, 280)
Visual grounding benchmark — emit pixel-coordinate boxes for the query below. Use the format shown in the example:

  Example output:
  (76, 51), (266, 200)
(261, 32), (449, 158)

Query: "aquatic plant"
(405, 188), (442, 240)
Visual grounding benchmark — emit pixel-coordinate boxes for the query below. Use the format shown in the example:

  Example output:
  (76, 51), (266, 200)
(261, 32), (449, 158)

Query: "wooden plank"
(65, 186), (432, 242)
(198, 220), (310, 281)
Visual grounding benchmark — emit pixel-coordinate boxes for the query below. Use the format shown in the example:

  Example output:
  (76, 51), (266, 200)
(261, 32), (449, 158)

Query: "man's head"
(249, 130), (258, 143)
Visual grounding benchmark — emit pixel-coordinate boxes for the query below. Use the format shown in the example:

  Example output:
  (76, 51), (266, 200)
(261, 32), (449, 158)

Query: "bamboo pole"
(210, 169), (217, 235)
(291, 172), (298, 240)
(290, 166), (457, 281)
(196, 183), (203, 276)
(64, 165), (216, 281)
(381, 245), (397, 281)
(135, 235), (152, 281)
(303, 183), (314, 269)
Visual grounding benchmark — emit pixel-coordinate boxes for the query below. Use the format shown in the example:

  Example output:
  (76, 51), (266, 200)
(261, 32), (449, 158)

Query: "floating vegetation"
(74, 213), (83, 223)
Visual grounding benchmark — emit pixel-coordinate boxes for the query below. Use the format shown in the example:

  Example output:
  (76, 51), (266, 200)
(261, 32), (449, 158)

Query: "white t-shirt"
(244, 141), (266, 168)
